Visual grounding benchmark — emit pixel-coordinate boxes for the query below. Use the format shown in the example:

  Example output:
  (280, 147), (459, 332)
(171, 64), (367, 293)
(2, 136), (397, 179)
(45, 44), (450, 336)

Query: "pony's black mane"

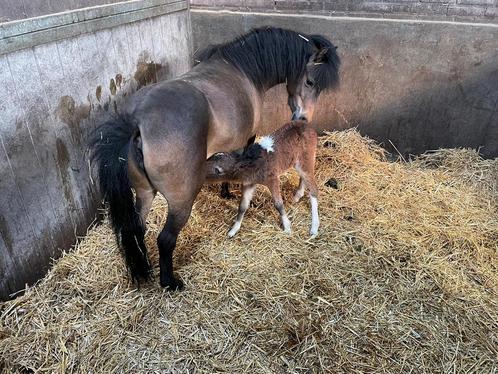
(196, 27), (340, 92)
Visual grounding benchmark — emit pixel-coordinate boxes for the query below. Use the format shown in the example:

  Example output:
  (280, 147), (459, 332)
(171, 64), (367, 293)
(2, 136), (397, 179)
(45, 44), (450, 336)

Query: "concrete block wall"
(0, 0), (192, 299)
(191, 0), (497, 22)
(1, 0), (125, 22)
(191, 10), (498, 158)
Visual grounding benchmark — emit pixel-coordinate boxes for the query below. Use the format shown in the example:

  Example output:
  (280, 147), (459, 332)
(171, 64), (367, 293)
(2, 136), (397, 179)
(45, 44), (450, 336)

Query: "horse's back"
(128, 79), (211, 146)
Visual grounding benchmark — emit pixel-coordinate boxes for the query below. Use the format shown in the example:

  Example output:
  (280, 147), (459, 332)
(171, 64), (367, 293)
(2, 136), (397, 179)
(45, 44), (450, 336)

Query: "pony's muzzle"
(292, 109), (308, 121)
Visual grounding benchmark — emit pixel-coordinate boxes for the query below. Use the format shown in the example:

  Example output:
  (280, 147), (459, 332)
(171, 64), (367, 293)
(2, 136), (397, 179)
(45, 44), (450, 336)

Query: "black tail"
(89, 115), (151, 282)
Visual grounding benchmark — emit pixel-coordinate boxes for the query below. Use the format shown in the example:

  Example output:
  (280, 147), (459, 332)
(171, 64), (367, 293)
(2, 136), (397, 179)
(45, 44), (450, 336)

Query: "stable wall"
(191, 0), (496, 22)
(0, 0), (192, 299)
(191, 8), (498, 158)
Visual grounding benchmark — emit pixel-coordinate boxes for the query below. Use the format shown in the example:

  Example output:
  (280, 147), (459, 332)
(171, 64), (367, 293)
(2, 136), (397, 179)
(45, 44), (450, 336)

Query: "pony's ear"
(310, 47), (329, 64)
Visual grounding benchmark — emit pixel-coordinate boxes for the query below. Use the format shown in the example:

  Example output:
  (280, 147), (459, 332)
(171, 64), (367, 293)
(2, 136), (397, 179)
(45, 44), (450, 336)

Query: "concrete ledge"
(191, 8), (498, 28)
(190, 0), (497, 24)
(0, 0), (187, 55)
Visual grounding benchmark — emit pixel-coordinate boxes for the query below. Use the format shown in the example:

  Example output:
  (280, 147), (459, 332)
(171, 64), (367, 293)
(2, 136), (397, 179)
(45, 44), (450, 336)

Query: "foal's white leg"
(228, 184), (255, 238)
(293, 177), (306, 203)
(309, 195), (320, 238)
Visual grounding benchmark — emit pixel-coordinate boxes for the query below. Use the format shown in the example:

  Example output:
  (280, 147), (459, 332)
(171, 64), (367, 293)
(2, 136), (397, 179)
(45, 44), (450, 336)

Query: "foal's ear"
(310, 47), (329, 64)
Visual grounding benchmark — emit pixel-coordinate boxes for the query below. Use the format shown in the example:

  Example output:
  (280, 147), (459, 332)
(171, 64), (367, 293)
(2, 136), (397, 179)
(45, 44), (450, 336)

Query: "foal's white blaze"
(257, 136), (275, 153)
(310, 196), (319, 237)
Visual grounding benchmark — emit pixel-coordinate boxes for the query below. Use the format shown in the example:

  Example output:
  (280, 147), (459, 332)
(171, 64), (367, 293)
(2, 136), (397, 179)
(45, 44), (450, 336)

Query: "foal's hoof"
(160, 276), (184, 291)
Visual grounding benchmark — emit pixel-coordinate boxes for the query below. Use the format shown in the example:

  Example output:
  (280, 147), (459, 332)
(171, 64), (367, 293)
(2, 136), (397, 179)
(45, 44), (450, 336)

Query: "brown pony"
(206, 120), (320, 238)
(89, 27), (340, 290)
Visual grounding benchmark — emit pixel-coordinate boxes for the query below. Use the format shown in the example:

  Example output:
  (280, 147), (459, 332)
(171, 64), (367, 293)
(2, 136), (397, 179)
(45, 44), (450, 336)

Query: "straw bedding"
(1, 130), (497, 373)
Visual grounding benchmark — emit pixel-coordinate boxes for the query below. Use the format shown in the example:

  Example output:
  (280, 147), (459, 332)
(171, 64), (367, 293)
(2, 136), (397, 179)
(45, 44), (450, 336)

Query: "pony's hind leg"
(144, 144), (206, 290)
(302, 173), (319, 237)
(293, 177), (306, 203)
(295, 161), (319, 237)
(156, 200), (195, 290)
(267, 178), (291, 234)
(228, 183), (256, 237)
(135, 187), (156, 224)
(128, 144), (156, 224)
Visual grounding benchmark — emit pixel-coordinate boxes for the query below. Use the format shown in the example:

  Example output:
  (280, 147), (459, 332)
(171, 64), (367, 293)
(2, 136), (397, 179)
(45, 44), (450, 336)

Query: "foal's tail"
(89, 115), (151, 282)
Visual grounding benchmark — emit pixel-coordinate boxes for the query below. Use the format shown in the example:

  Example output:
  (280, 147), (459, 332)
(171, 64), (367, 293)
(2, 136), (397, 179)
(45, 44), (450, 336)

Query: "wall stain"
(0, 215), (13, 253)
(96, 86), (102, 102)
(109, 78), (117, 95)
(134, 58), (163, 89)
(56, 96), (90, 144)
(55, 138), (76, 210)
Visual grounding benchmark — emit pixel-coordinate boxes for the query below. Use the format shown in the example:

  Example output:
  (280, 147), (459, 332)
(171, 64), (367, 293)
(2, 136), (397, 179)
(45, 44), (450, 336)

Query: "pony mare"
(89, 27), (340, 290)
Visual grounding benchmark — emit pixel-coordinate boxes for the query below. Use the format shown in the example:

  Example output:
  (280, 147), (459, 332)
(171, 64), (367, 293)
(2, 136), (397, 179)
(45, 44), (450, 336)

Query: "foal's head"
(206, 152), (239, 180)
(206, 145), (265, 182)
(287, 35), (340, 122)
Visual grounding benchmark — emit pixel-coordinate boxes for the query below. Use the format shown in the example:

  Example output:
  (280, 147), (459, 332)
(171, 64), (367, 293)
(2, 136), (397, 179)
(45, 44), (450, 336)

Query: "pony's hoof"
(222, 192), (237, 200)
(220, 184), (236, 199)
(160, 277), (184, 291)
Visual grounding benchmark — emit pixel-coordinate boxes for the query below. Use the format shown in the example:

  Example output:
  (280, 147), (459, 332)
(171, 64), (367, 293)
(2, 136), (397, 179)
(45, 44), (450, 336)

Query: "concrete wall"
(1, 0), (127, 22)
(0, 0), (192, 300)
(191, 0), (497, 22)
(191, 9), (498, 158)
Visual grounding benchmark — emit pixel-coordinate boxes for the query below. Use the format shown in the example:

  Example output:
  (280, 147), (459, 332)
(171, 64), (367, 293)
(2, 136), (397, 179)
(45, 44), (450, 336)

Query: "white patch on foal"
(257, 136), (275, 153)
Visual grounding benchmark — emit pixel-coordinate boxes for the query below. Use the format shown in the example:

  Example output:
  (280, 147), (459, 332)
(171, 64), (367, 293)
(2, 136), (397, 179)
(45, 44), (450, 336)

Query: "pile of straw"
(1, 130), (497, 373)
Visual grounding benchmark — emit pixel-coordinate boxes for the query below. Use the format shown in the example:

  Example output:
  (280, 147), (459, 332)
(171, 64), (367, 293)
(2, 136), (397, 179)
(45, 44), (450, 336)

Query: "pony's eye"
(305, 79), (314, 87)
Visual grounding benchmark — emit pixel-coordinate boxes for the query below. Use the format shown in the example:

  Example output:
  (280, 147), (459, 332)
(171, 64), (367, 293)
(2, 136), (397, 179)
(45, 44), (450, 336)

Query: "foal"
(206, 120), (319, 237)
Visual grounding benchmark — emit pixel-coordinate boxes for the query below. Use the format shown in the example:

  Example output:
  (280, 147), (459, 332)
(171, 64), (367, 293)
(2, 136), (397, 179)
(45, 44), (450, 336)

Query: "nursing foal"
(206, 120), (319, 237)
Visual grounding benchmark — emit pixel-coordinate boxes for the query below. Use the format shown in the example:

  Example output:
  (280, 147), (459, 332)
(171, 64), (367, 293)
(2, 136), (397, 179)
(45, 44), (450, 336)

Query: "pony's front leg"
(220, 182), (236, 199)
(267, 178), (291, 234)
(228, 184), (256, 237)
